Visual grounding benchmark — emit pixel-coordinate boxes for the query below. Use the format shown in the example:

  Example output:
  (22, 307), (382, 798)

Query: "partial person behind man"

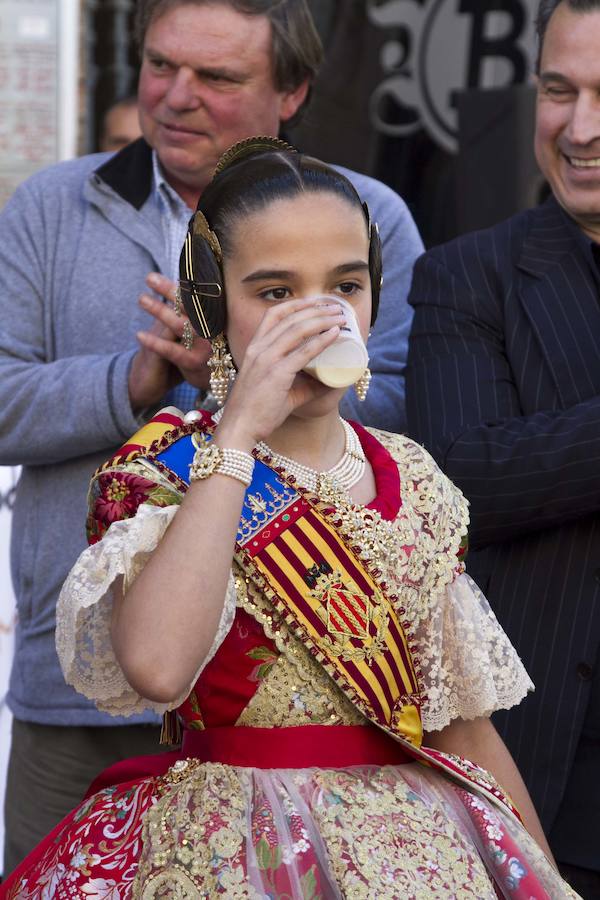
(0, 0), (422, 875)
(406, 1), (600, 896)
(99, 95), (142, 153)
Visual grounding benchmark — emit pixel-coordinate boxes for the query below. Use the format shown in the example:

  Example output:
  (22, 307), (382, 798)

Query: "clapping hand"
(128, 272), (212, 412)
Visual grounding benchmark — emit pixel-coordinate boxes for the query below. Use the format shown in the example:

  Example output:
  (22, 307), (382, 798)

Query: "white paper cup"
(303, 296), (369, 388)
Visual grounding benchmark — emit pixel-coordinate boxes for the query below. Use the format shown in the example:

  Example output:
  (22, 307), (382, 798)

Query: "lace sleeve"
(417, 571), (534, 733)
(55, 503), (236, 717)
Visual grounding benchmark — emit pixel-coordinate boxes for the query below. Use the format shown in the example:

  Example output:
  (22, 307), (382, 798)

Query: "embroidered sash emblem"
(311, 569), (389, 664)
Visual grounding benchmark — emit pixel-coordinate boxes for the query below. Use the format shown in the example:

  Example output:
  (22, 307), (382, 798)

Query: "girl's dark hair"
(536, 0), (600, 70)
(178, 145), (382, 338)
(198, 150), (366, 257)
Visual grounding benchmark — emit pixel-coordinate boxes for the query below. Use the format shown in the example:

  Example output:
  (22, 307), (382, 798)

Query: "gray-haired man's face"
(137, 2), (308, 205)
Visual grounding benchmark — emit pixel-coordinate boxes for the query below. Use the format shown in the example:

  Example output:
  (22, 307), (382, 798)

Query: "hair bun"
(214, 135), (297, 177)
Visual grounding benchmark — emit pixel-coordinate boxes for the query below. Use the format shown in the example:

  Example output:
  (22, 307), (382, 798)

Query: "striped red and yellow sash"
(234, 453), (423, 748)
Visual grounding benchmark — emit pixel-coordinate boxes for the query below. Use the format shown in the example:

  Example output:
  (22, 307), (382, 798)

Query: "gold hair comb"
(214, 135), (297, 177)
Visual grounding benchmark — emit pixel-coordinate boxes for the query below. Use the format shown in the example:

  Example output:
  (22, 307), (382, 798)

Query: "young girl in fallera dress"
(3, 139), (579, 899)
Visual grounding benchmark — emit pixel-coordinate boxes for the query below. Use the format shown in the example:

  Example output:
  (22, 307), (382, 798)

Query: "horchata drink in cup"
(303, 296), (369, 389)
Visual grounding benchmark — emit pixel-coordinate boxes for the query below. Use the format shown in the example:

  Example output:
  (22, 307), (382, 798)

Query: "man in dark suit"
(406, 0), (600, 894)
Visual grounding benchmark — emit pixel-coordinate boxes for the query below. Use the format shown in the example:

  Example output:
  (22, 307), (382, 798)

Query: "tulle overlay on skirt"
(6, 756), (569, 899)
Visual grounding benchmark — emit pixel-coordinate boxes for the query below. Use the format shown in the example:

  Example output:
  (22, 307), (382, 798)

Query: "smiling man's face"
(138, 2), (307, 208)
(535, 1), (600, 239)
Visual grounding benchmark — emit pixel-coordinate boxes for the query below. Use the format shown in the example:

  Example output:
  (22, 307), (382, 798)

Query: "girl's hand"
(216, 297), (345, 449)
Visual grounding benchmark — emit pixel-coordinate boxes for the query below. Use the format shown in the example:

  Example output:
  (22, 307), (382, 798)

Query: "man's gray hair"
(134, 0), (323, 92)
(536, 0), (600, 70)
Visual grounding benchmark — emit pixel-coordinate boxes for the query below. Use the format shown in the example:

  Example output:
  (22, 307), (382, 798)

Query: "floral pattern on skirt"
(6, 777), (156, 898)
(6, 760), (575, 899)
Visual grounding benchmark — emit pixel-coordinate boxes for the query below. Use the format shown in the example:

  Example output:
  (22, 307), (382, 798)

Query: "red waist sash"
(85, 724), (411, 798)
(181, 724), (412, 768)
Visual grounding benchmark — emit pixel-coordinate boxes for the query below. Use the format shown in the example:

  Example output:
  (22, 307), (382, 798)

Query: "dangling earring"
(174, 285), (196, 350)
(174, 285), (184, 317)
(182, 321), (195, 351)
(208, 333), (236, 406)
(355, 367), (371, 402)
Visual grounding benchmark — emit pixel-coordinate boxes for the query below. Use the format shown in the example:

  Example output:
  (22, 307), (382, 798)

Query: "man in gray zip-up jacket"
(0, 0), (423, 871)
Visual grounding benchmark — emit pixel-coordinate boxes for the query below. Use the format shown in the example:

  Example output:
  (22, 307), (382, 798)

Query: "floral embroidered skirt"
(3, 756), (576, 899)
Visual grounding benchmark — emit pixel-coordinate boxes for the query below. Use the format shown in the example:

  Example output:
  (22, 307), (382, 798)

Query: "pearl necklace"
(257, 419), (365, 493)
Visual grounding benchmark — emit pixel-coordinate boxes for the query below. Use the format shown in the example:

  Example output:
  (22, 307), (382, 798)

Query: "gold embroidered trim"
(233, 585), (366, 729)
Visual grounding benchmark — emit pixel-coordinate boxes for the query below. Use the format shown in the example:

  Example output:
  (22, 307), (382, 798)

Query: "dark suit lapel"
(517, 198), (600, 408)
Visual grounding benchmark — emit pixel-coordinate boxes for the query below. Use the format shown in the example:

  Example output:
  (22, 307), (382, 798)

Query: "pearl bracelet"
(189, 439), (255, 487)
(217, 447), (255, 486)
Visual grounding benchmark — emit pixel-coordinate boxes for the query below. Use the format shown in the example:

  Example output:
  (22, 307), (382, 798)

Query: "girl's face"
(222, 191), (372, 414)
